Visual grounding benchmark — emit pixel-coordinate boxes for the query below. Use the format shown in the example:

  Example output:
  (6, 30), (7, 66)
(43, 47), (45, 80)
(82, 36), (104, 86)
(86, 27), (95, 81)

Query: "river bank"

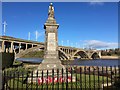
(101, 56), (119, 59)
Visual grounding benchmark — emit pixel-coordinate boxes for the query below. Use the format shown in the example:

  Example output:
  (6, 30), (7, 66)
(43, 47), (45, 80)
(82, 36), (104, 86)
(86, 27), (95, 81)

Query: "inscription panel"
(47, 33), (56, 51)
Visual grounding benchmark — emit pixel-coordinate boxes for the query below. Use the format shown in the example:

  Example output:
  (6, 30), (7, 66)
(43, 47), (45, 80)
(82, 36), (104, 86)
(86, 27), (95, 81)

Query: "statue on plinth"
(27, 3), (76, 84)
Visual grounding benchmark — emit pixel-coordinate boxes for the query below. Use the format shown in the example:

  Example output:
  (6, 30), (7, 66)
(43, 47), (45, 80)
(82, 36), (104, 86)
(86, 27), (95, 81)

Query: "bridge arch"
(15, 45), (44, 59)
(90, 52), (100, 59)
(72, 50), (89, 59)
(58, 49), (69, 60)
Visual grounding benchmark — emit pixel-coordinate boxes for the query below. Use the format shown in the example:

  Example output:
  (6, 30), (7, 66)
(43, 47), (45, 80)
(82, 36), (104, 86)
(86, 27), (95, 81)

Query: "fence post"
(102, 66), (104, 89)
(84, 66), (86, 89)
(97, 66), (100, 89)
(110, 66), (113, 89)
(31, 71), (33, 89)
(52, 69), (54, 90)
(114, 66), (117, 89)
(42, 70), (43, 90)
(66, 68), (68, 90)
(17, 71), (19, 90)
(47, 70), (48, 90)
(80, 67), (82, 90)
(106, 66), (108, 89)
(88, 67), (91, 89)
(57, 69), (59, 90)
(22, 71), (23, 90)
(36, 70), (38, 90)
(76, 66), (77, 89)
(13, 70), (15, 90)
(93, 66), (95, 90)
(62, 68), (64, 89)
(9, 70), (11, 89)
(118, 65), (120, 79)
(26, 72), (29, 90)
(118, 65), (120, 88)
(71, 67), (73, 89)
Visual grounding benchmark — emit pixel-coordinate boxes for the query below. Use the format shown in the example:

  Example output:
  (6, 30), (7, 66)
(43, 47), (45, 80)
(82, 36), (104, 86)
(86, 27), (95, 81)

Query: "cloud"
(89, 0), (104, 5)
(84, 40), (118, 49)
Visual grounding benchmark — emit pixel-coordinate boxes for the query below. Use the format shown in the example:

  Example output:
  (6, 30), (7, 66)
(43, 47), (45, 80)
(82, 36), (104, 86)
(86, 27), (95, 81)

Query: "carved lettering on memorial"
(47, 33), (56, 51)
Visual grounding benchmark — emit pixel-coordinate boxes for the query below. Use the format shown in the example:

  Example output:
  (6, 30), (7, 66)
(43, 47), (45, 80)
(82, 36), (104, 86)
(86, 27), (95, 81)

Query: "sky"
(2, 2), (118, 49)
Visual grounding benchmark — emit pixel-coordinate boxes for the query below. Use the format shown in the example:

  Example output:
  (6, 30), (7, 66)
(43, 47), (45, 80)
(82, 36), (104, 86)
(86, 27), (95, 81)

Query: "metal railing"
(2, 65), (120, 89)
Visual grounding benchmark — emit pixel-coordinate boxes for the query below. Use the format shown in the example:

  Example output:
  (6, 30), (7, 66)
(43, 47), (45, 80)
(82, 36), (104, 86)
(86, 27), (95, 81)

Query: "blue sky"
(2, 2), (118, 49)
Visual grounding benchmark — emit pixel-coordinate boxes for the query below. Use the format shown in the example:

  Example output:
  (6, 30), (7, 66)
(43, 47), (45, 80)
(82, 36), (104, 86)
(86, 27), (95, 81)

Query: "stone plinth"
(37, 59), (64, 70)
(32, 58), (66, 76)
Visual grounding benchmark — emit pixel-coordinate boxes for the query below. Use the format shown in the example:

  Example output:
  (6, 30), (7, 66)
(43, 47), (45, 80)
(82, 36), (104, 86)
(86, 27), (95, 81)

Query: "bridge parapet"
(0, 36), (44, 45)
(0, 36), (44, 53)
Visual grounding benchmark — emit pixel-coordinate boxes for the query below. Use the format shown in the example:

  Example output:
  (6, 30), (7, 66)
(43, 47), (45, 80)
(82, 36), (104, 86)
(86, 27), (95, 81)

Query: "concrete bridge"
(0, 36), (101, 60)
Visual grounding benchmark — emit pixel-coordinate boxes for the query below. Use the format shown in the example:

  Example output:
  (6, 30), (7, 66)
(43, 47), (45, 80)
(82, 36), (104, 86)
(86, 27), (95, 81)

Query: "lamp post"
(3, 21), (7, 36)
(28, 32), (31, 40)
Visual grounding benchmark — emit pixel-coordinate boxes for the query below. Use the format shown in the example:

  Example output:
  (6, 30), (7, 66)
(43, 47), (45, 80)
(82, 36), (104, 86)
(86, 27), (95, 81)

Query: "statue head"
(50, 3), (53, 5)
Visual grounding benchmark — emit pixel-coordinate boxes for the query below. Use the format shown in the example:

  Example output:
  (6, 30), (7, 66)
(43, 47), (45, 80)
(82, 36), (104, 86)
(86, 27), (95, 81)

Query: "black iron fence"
(2, 65), (120, 90)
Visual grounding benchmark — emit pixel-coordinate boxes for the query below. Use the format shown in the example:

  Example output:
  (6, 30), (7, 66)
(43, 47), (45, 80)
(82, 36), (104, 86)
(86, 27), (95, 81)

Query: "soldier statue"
(48, 3), (54, 18)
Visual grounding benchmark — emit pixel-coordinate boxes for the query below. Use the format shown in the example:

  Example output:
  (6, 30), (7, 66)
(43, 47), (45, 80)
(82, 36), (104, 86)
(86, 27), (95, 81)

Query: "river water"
(71, 59), (120, 66)
(16, 58), (120, 66)
(16, 58), (43, 63)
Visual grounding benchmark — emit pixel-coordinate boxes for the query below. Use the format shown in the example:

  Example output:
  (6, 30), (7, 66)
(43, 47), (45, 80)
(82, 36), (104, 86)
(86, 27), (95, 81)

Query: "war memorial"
(28, 3), (73, 83)
(36, 3), (65, 71)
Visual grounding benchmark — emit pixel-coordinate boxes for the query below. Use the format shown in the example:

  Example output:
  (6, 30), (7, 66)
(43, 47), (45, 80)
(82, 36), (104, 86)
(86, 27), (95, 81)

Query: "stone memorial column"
(35, 3), (65, 71)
